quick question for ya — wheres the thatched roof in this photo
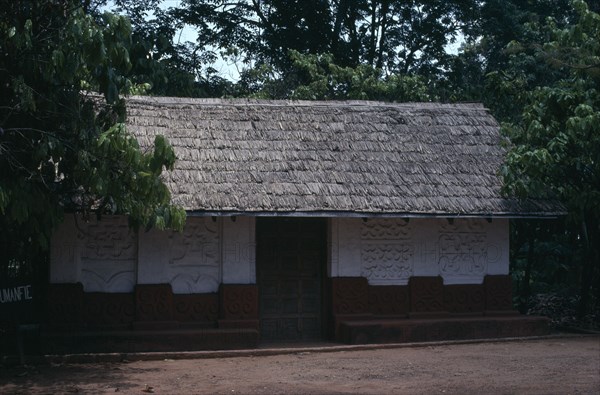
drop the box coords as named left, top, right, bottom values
left=126, top=96, right=562, bottom=217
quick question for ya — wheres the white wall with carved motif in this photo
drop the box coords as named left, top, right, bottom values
left=51, top=215, right=507, bottom=291
left=50, top=215, right=257, bottom=293
left=328, top=218, right=509, bottom=285
left=50, top=215, right=138, bottom=292
left=138, top=217, right=221, bottom=293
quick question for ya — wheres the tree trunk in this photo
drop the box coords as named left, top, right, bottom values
left=346, top=3, right=360, bottom=66
left=368, top=0, right=378, bottom=66
left=332, top=0, right=350, bottom=57
left=375, top=0, right=389, bottom=70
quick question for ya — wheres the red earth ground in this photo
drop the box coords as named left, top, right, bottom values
left=1, top=335, right=599, bottom=394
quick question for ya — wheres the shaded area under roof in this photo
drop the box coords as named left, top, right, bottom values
left=126, top=96, right=564, bottom=218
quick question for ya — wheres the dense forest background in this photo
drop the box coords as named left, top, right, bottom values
left=1, top=0, right=599, bottom=329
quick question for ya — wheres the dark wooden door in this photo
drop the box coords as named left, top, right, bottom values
left=257, top=218, right=326, bottom=341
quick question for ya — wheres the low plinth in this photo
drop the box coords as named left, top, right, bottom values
left=41, top=326, right=259, bottom=354
left=338, top=314, right=551, bottom=344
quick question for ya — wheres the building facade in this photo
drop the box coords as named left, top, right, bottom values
left=45, top=98, right=558, bottom=352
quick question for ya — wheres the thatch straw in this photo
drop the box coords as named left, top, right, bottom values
left=126, top=97, right=562, bottom=217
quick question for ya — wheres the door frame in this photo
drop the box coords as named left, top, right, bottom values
left=256, top=217, right=328, bottom=342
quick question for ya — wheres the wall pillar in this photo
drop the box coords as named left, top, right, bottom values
left=221, top=216, right=256, bottom=284
left=218, top=284, right=259, bottom=330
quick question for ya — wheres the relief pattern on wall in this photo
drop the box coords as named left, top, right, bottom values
left=329, top=218, right=505, bottom=286
left=78, top=217, right=137, bottom=293
left=360, top=219, right=414, bottom=285
left=437, top=219, right=488, bottom=283
left=165, top=218, right=220, bottom=293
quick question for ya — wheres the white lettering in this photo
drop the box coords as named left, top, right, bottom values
left=24, top=285, right=32, bottom=300
left=0, top=285, right=33, bottom=303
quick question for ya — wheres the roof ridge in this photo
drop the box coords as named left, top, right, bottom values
left=125, top=95, right=487, bottom=110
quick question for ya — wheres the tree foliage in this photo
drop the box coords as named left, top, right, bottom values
left=0, top=0, right=185, bottom=276
left=172, top=0, right=477, bottom=78
left=500, top=0, right=600, bottom=319
left=100, top=0, right=481, bottom=100
left=234, top=50, right=430, bottom=101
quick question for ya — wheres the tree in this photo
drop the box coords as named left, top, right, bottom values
left=435, top=0, right=578, bottom=109
left=0, top=1, right=185, bottom=279
left=235, top=50, right=430, bottom=101
left=171, top=0, right=478, bottom=80
left=501, top=0, right=600, bottom=321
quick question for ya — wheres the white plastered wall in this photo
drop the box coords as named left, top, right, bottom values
left=50, top=215, right=257, bottom=293
left=51, top=215, right=506, bottom=291
left=137, top=216, right=222, bottom=293
left=328, top=217, right=509, bottom=285
left=221, top=216, right=256, bottom=284
left=50, top=215, right=138, bottom=292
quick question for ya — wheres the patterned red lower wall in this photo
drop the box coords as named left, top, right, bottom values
left=45, top=284, right=221, bottom=329
left=43, top=283, right=258, bottom=353
left=43, top=275, right=545, bottom=350
left=173, top=294, right=219, bottom=324
left=409, top=277, right=445, bottom=314
left=218, top=284, right=259, bottom=330
left=369, top=285, right=409, bottom=315
left=484, top=275, right=514, bottom=311
left=45, top=283, right=85, bottom=327
left=44, top=283, right=258, bottom=329
left=329, top=275, right=549, bottom=344
left=329, top=275, right=515, bottom=317
left=84, top=293, right=135, bottom=327
left=443, top=284, right=485, bottom=314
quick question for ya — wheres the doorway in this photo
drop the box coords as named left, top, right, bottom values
left=256, top=217, right=326, bottom=341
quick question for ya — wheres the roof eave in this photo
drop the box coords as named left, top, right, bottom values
left=185, top=210, right=566, bottom=219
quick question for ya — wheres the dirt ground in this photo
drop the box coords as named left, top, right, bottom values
left=1, top=336, right=599, bottom=395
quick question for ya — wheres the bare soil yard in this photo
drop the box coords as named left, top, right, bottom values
left=1, top=336, right=599, bottom=394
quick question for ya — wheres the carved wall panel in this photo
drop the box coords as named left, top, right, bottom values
left=330, top=277, right=369, bottom=315
left=368, top=285, right=409, bottom=315
left=409, top=276, right=445, bottom=313
left=78, top=216, right=137, bottom=293
left=46, top=283, right=84, bottom=325
left=361, top=218, right=412, bottom=240
left=219, top=284, right=258, bottom=320
left=83, top=293, right=135, bottom=326
left=166, top=218, right=221, bottom=293
left=138, top=217, right=221, bottom=293
left=438, top=219, right=488, bottom=284
left=443, top=284, right=485, bottom=314
left=331, top=218, right=509, bottom=287
left=360, top=219, right=414, bottom=285
left=173, top=294, right=219, bottom=323
left=135, top=284, right=174, bottom=321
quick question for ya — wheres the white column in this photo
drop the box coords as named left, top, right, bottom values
left=50, top=214, right=81, bottom=284
left=329, top=218, right=362, bottom=277
left=221, top=216, right=256, bottom=284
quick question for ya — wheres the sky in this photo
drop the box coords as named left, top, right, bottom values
left=103, top=0, right=240, bottom=80
left=102, top=1, right=463, bottom=82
